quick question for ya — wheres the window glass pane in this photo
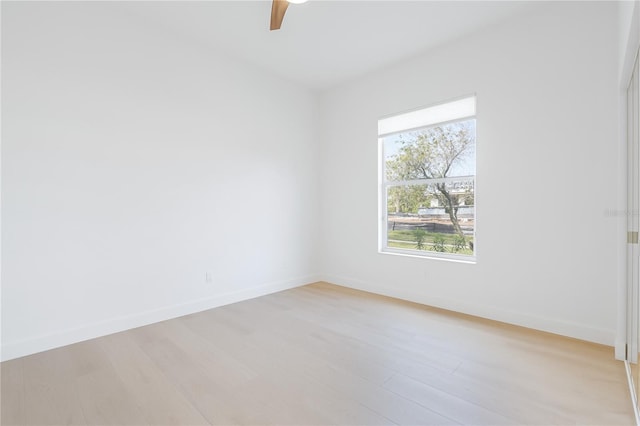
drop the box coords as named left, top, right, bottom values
left=384, top=119, right=476, bottom=180
left=386, top=180, right=474, bottom=255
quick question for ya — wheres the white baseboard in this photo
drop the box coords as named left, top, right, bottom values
left=1, top=275, right=319, bottom=362
left=321, top=274, right=617, bottom=347
left=3, top=273, right=617, bottom=361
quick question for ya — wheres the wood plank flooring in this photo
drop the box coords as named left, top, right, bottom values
left=1, top=282, right=635, bottom=425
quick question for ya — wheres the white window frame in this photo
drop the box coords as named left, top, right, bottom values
left=378, top=95, right=477, bottom=263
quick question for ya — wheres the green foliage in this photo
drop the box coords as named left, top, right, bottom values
left=385, top=121, right=475, bottom=182
left=387, top=185, right=430, bottom=213
left=414, top=229, right=426, bottom=250
left=431, top=235, right=447, bottom=252
left=452, top=235, right=467, bottom=253
left=386, top=230, right=474, bottom=255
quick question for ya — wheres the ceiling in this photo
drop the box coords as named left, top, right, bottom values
left=119, top=1, right=540, bottom=91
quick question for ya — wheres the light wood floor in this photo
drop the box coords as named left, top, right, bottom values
left=1, top=282, right=635, bottom=425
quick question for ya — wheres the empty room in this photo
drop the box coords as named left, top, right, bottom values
left=2, top=0, right=640, bottom=424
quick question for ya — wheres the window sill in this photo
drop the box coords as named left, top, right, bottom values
left=379, top=247, right=476, bottom=264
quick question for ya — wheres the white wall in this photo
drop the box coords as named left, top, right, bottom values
left=319, top=2, right=620, bottom=345
left=620, top=1, right=639, bottom=86
left=1, top=2, right=320, bottom=360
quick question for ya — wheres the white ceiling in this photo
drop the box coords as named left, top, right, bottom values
left=120, top=1, right=540, bottom=90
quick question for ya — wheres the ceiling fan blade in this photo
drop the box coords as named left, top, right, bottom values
left=270, top=0, right=289, bottom=31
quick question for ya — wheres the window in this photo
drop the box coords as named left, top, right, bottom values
left=379, top=96, right=476, bottom=261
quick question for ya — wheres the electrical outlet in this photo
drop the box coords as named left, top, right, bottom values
left=205, top=272, right=213, bottom=283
